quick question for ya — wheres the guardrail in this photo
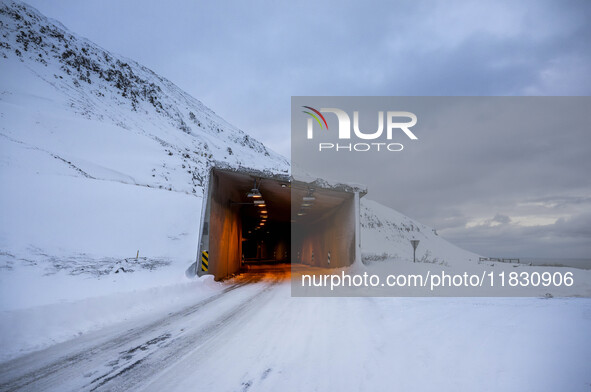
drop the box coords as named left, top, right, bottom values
left=479, top=257, right=520, bottom=263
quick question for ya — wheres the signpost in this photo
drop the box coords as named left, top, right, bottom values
left=410, top=240, right=420, bottom=263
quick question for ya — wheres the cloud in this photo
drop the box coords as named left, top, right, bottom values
left=519, top=195, right=591, bottom=209
left=490, top=214, right=512, bottom=225
left=441, top=211, right=591, bottom=258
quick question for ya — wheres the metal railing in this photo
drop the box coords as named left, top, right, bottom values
left=479, top=257, right=520, bottom=263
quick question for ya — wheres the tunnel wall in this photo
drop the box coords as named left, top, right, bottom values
left=207, top=171, right=243, bottom=279
left=294, top=194, right=356, bottom=268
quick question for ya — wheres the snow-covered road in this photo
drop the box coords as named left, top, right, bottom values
left=0, top=270, right=281, bottom=391
left=1, top=265, right=590, bottom=392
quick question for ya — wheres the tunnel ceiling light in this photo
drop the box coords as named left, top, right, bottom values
left=260, top=210, right=268, bottom=214
left=297, top=212, right=306, bottom=216
left=257, top=203, right=266, bottom=208
left=254, top=199, right=265, bottom=205
left=247, top=188, right=262, bottom=198
left=303, top=196, right=316, bottom=202
left=301, top=202, right=312, bottom=207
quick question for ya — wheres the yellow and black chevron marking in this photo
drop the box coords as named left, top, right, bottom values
left=201, top=250, right=209, bottom=272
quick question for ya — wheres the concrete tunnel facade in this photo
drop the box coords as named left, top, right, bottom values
left=194, top=166, right=366, bottom=280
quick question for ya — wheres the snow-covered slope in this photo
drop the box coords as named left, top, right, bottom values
left=0, top=0, right=288, bottom=192
left=361, top=198, right=480, bottom=265
left=0, top=0, right=289, bottom=308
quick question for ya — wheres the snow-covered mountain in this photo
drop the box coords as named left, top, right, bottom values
left=0, top=0, right=288, bottom=194
left=0, top=0, right=478, bottom=305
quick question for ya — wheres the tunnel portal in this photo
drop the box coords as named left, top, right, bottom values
left=195, top=166, right=364, bottom=280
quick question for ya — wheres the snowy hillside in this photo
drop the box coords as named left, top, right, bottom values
left=0, top=0, right=289, bottom=192
left=0, top=0, right=288, bottom=305
left=361, top=199, right=480, bottom=265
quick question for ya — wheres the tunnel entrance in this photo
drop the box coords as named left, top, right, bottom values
left=195, top=166, right=365, bottom=280
left=236, top=174, right=291, bottom=265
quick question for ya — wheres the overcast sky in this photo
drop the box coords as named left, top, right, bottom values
left=292, top=97, right=591, bottom=260
left=25, top=0, right=591, bottom=259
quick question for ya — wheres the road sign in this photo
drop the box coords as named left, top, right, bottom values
left=410, top=240, right=419, bottom=263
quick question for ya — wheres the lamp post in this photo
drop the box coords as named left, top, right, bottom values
left=410, top=240, right=420, bottom=263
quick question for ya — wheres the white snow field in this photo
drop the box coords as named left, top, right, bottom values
left=1, top=267, right=591, bottom=392
left=1, top=1, right=590, bottom=391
